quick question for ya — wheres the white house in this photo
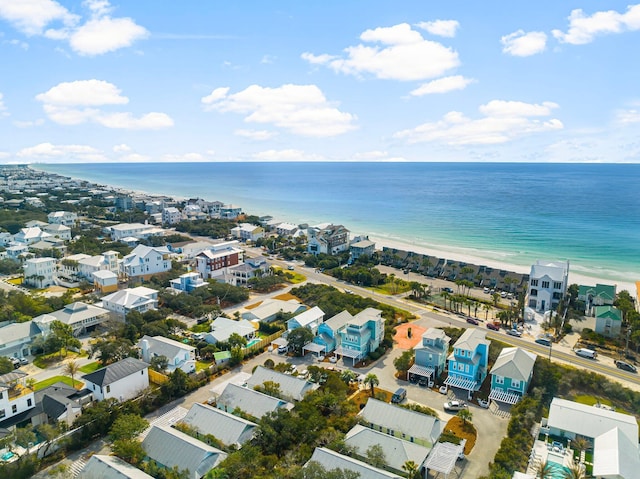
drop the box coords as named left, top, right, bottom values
left=307, top=224, right=350, bottom=255
left=42, top=223, right=72, bottom=241
left=286, top=306, right=324, bottom=334
left=246, top=366, right=318, bottom=402
left=138, top=335, right=196, bottom=373
left=23, top=257, right=56, bottom=288
left=180, top=403, right=257, bottom=447
left=0, top=321, right=44, bottom=359
left=78, top=250, right=119, bottom=278
left=120, top=245, right=172, bottom=280
left=170, top=272, right=208, bottom=293
left=231, top=223, right=265, bottom=242
left=79, top=454, right=154, bottom=479
left=205, top=317, right=256, bottom=345
left=228, top=256, right=270, bottom=286
left=241, top=298, right=306, bottom=323
left=81, top=357, right=149, bottom=402
left=215, top=383, right=294, bottom=419
left=0, top=371, right=36, bottom=426
left=527, top=260, right=570, bottom=312
left=14, top=227, right=51, bottom=245
left=108, top=223, right=165, bottom=241
left=100, top=286, right=159, bottom=318
left=275, top=222, right=298, bottom=237
left=47, top=211, right=78, bottom=226
left=162, top=207, right=183, bottom=225
left=92, top=270, right=118, bottom=294
left=33, top=302, right=110, bottom=336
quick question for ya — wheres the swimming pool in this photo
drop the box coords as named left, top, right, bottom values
left=547, top=453, right=571, bottom=478
left=1, top=451, right=14, bottom=461
left=245, top=338, right=261, bottom=347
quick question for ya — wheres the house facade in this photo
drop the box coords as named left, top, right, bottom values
left=0, top=372, right=35, bottom=426
left=578, top=283, right=616, bottom=315
left=489, top=347, right=536, bottom=405
left=120, top=245, right=171, bottom=280
left=444, top=328, right=490, bottom=399
left=101, top=287, right=158, bottom=318
left=138, top=335, right=196, bottom=373
left=313, top=310, right=353, bottom=354
left=82, top=357, right=149, bottom=402
left=162, top=207, right=183, bottom=225
left=195, top=241, right=243, bottom=280
left=410, top=328, right=451, bottom=384
left=33, top=302, right=110, bottom=336
left=594, top=306, right=623, bottom=338
left=92, top=270, right=118, bottom=293
left=14, top=226, right=51, bottom=245
left=526, top=260, right=570, bottom=312
left=231, top=223, right=265, bottom=242
left=170, top=272, right=208, bottom=293
left=228, top=256, right=270, bottom=286
left=42, top=223, right=72, bottom=241
left=47, top=211, right=78, bottom=227
left=286, top=306, right=324, bottom=334
left=23, top=257, right=56, bottom=288
left=350, top=239, right=375, bottom=261
left=108, top=223, right=164, bottom=241
left=0, top=321, right=44, bottom=359
left=307, top=224, right=350, bottom=255
left=334, top=308, right=384, bottom=364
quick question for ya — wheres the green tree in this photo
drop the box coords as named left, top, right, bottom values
left=402, top=460, right=420, bottom=479
left=562, top=459, right=586, bottom=479
left=0, top=357, right=13, bottom=374
left=254, top=380, right=282, bottom=398
left=393, top=350, right=414, bottom=377
left=457, top=408, right=473, bottom=425
left=365, top=444, right=386, bottom=468
left=50, top=320, right=80, bottom=357
left=14, top=427, right=36, bottom=448
left=149, top=355, right=169, bottom=372
left=363, top=373, right=379, bottom=397
left=228, top=332, right=248, bottom=348
left=287, top=327, right=315, bottom=356
left=112, top=438, right=145, bottom=466
left=109, top=414, right=149, bottom=441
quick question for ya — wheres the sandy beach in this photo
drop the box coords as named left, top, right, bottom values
left=368, top=234, right=637, bottom=294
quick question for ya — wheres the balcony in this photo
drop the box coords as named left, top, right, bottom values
left=8, top=384, right=33, bottom=401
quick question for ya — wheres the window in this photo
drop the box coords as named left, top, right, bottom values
left=531, top=279, right=538, bottom=286
left=451, top=363, right=456, bottom=371
left=542, top=281, right=550, bottom=288
left=530, top=289, right=538, bottom=296
left=553, top=282, right=562, bottom=289
left=12, top=405, right=17, bottom=414
left=27, top=398, right=32, bottom=407
left=0, top=409, right=4, bottom=419
left=495, top=376, right=504, bottom=385
left=0, top=391, right=3, bottom=400
left=106, top=385, right=111, bottom=393
left=511, top=379, right=521, bottom=389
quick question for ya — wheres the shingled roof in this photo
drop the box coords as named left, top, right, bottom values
left=81, top=357, right=148, bottom=387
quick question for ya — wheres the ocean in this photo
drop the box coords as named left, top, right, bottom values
left=34, top=162, right=640, bottom=287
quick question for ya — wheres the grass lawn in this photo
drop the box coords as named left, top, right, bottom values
left=33, top=350, right=86, bottom=369
left=7, top=277, right=23, bottom=285
left=34, top=375, right=84, bottom=391
left=573, top=394, right=613, bottom=407
left=79, top=361, right=102, bottom=374
left=285, top=272, right=306, bottom=284
left=196, top=360, right=214, bottom=372
left=369, top=282, right=412, bottom=295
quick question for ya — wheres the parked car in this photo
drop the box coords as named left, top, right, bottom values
left=10, top=357, right=20, bottom=369
left=477, top=398, right=490, bottom=408
left=444, top=400, right=467, bottom=412
left=439, top=385, right=448, bottom=394
left=466, top=317, right=479, bottom=325
left=507, top=329, right=522, bottom=337
left=18, top=358, right=28, bottom=366
left=500, top=291, right=508, bottom=298
left=418, top=377, right=429, bottom=387
left=277, top=345, right=288, bottom=354
left=483, top=287, right=490, bottom=294
left=486, top=322, right=500, bottom=331
left=442, top=287, right=454, bottom=293
left=574, top=348, right=597, bottom=359
left=535, top=337, right=552, bottom=346
left=344, top=289, right=353, bottom=294
left=391, top=388, right=407, bottom=404
left=615, top=360, right=637, bottom=373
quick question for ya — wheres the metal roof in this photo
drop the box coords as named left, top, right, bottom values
left=180, top=403, right=257, bottom=447
left=81, top=357, right=149, bottom=387
left=246, top=366, right=318, bottom=401
left=79, top=454, right=154, bottom=479
left=490, top=347, right=536, bottom=382
left=216, top=383, right=293, bottom=419
left=308, top=447, right=401, bottom=479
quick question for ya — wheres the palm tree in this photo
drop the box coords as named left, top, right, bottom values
left=64, top=360, right=80, bottom=388
left=532, top=459, right=554, bottom=479
left=457, top=408, right=473, bottom=425
left=364, top=373, right=379, bottom=397
left=571, top=437, right=590, bottom=460
left=562, top=459, right=586, bottom=479
left=483, top=303, right=492, bottom=321
left=441, top=291, right=450, bottom=310
left=402, top=460, right=420, bottom=479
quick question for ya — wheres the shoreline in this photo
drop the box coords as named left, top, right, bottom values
left=29, top=164, right=637, bottom=293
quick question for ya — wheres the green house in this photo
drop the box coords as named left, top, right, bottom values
left=489, top=347, right=536, bottom=406
left=594, top=305, right=622, bottom=338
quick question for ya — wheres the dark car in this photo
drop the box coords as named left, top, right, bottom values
left=615, top=360, right=637, bottom=373
left=466, top=317, right=479, bottom=325
left=486, top=322, right=500, bottom=331
left=442, top=287, right=454, bottom=293
left=418, top=377, right=429, bottom=387
left=535, top=337, right=552, bottom=346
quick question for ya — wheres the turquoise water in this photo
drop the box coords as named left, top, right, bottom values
left=1, top=451, right=14, bottom=461
left=34, top=162, right=640, bottom=285
left=246, top=338, right=261, bottom=347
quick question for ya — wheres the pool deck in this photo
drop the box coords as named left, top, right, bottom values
left=527, top=439, right=575, bottom=474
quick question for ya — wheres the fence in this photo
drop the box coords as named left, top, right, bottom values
left=244, top=330, right=284, bottom=356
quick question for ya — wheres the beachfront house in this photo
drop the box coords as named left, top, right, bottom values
left=313, top=310, right=353, bottom=354
left=335, top=308, right=384, bottom=365
left=307, top=447, right=402, bottom=479
left=205, top=317, right=256, bottom=345
left=180, top=403, right=258, bottom=448
left=138, top=335, right=196, bottom=373
left=23, top=257, right=56, bottom=288
left=307, top=224, right=350, bottom=255
left=220, top=204, right=242, bottom=219
left=358, top=398, right=442, bottom=448
left=231, top=223, right=265, bottom=242
left=275, top=222, right=298, bottom=237
left=195, top=241, right=243, bottom=280
left=120, top=245, right=172, bottom=280
left=286, top=306, right=324, bottom=334
left=350, top=238, right=375, bottom=261
left=526, top=260, right=570, bottom=312
left=162, top=206, right=183, bottom=225
left=444, top=328, right=490, bottom=399
left=246, top=366, right=318, bottom=402
left=578, top=283, right=616, bottom=315
left=488, top=347, right=536, bottom=406
left=107, top=223, right=165, bottom=241
left=100, top=287, right=159, bottom=318
left=410, top=328, right=451, bottom=385
left=215, top=383, right=294, bottom=420
left=47, top=211, right=78, bottom=227
left=594, top=306, right=623, bottom=338
left=81, top=357, right=149, bottom=402
left=170, top=272, right=208, bottom=293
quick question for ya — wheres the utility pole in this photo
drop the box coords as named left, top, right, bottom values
left=625, top=329, right=631, bottom=358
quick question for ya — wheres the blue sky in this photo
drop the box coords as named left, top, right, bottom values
left=1, top=0, right=639, bottom=163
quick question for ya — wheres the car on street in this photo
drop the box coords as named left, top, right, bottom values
left=574, top=348, right=597, bottom=359
left=486, top=322, right=500, bottom=331
left=615, top=360, right=637, bottom=373
left=483, top=287, right=490, bottom=294
left=344, top=289, right=353, bottom=294
left=442, top=287, right=454, bottom=293
left=444, top=400, right=468, bottom=412
left=507, top=329, right=522, bottom=337
left=535, top=337, right=552, bottom=346
left=466, top=317, right=479, bottom=325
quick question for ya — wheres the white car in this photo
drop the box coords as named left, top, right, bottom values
left=507, top=329, right=522, bottom=337
left=444, top=400, right=468, bottom=412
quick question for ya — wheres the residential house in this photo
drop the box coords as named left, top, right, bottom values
left=162, top=206, right=183, bottom=225
left=593, top=426, right=640, bottom=479
left=138, top=335, right=196, bottom=373
left=170, top=272, right=208, bottom=293
left=180, top=403, right=257, bottom=447
left=120, top=245, right=172, bottom=280
left=184, top=204, right=207, bottom=220
left=32, top=302, right=110, bottom=336
left=215, top=383, right=294, bottom=419
left=231, top=223, right=265, bottom=242
left=307, top=224, right=350, bottom=255
left=13, top=227, right=51, bottom=245
left=410, top=328, right=451, bottom=385
left=241, top=298, right=306, bottom=323
left=42, top=223, right=72, bottom=240
left=350, top=238, right=375, bottom=261
left=195, top=241, right=243, bottom=280
left=93, top=270, right=118, bottom=293
left=23, top=257, right=56, bottom=288
left=345, top=424, right=432, bottom=477
left=489, top=347, right=536, bottom=405
left=32, top=382, right=93, bottom=427
left=594, top=306, right=623, bottom=338
left=205, top=317, right=256, bottom=345
left=0, top=321, right=44, bottom=359
left=578, top=283, right=617, bottom=315
left=359, top=398, right=442, bottom=448
left=286, top=306, right=324, bottom=334
left=47, top=211, right=78, bottom=227
left=79, top=454, right=154, bottom=479
left=167, top=240, right=215, bottom=260
left=275, top=222, right=298, bottom=237
left=246, top=366, right=318, bottom=402
left=77, top=250, right=119, bottom=279
left=100, top=287, right=159, bottom=318
left=6, top=244, right=28, bottom=261
left=307, top=447, right=402, bottom=479
left=444, top=328, right=490, bottom=399
left=313, top=310, right=353, bottom=354
left=526, top=260, right=570, bottom=312
left=334, top=308, right=384, bottom=365
left=228, top=256, right=270, bottom=286
left=0, top=371, right=35, bottom=426
left=81, top=357, right=149, bottom=402
left=0, top=231, right=12, bottom=246
left=220, top=204, right=242, bottom=219
left=107, top=223, right=164, bottom=241
left=142, top=425, right=227, bottom=479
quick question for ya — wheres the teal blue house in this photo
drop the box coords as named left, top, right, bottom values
left=488, top=347, right=536, bottom=405
left=444, top=328, right=489, bottom=399
left=314, top=310, right=354, bottom=354
left=335, top=308, right=384, bottom=365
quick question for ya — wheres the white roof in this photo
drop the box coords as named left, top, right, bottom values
left=33, top=302, right=109, bottom=327
left=79, top=454, right=153, bottom=479
left=593, top=426, right=640, bottom=478
left=530, top=260, right=569, bottom=282
left=323, top=310, right=353, bottom=330
left=243, top=298, right=304, bottom=321
left=290, top=306, right=324, bottom=327
left=308, top=447, right=401, bottom=479
left=207, top=317, right=255, bottom=343
left=102, top=288, right=156, bottom=309
left=93, top=270, right=117, bottom=279
left=138, top=335, right=195, bottom=358
left=423, top=442, right=464, bottom=476
left=490, top=347, right=536, bottom=381
left=246, top=366, right=318, bottom=401
left=547, top=398, right=639, bottom=444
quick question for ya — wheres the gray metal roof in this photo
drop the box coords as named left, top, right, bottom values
left=359, top=398, right=442, bottom=445
left=142, top=425, right=226, bottom=479
left=246, top=366, right=318, bottom=401
left=216, top=383, right=293, bottom=419
left=81, top=357, right=149, bottom=387
left=138, top=335, right=195, bottom=360
left=307, top=447, right=401, bottom=479
left=0, top=321, right=42, bottom=344
left=79, top=454, right=154, bottom=479
left=453, top=328, right=489, bottom=352
left=181, top=403, right=257, bottom=446
left=323, top=310, right=353, bottom=330
left=490, top=347, right=536, bottom=381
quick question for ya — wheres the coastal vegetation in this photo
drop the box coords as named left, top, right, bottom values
left=174, top=218, right=236, bottom=239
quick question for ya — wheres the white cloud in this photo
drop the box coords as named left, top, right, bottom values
left=6, top=38, right=29, bottom=49
left=301, top=23, right=459, bottom=81
left=252, top=149, right=324, bottom=161
left=0, top=0, right=146, bottom=55
left=616, top=109, right=640, bottom=124
left=234, top=129, right=277, bottom=140
left=36, top=79, right=173, bottom=129
left=501, top=30, right=547, bottom=56
left=552, top=4, right=640, bottom=45
left=13, top=119, right=45, bottom=128
left=410, top=75, right=475, bottom=96
left=16, top=142, right=107, bottom=161
left=0, top=92, right=7, bottom=116
left=394, top=99, right=563, bottom=145
left=202, top=84, right=357, bottom=137
left=113, top=144, right=131, bottom=153
left=417, top=20, right=460, bottom=38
